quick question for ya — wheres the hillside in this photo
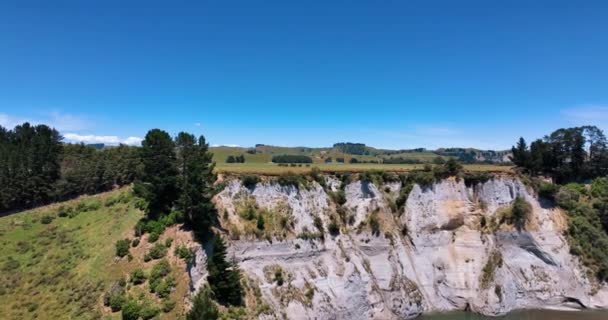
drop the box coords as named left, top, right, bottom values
left=0, top=188, right=194, bottom=320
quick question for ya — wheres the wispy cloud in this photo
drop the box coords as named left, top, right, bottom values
left=63, top=133, right=143, bottom=146
left=211, top=144, right=240, bottom=147
left=195, top=122, right=201, bottom=127
left=562, top=105, right=608, bottom=125
left=0, top=112, right=90, bottom=131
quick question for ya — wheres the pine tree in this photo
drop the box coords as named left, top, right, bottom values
left=134, top=129, right=179, bottom=219
left=186, top=286, right=219, bottom=320
left=510, top=137, right=530, bottom=169
left=175, top=133, right=217, bottom=240
left=207, top=236, right=243, bottom=306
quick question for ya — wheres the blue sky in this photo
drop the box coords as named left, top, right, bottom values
left=1, top=0, right=607, bottom=150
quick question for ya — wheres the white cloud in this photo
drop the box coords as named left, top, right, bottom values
left=0, top=112, right=90, bottom=131
left=562, top=105, right=608, bottom=124
left=195, top=122, right=201, bottom=127
left=211, top=144, right=240, bottom=147
left=63, top=133, right=142, bottom=146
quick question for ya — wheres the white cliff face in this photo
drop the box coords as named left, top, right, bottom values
left=190, top=176, right=608, bottom=319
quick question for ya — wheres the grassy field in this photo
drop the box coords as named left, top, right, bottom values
left=0, top=188, right=193, bottom=320
left=215, top=162, right=513, bottom=175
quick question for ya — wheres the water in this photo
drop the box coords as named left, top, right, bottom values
left=419, top=310, right=608, bottom=320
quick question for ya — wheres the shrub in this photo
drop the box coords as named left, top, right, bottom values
left=276, top=172, right=307, bottom=188
left=274, top=270, right=284, bottom=286
left=538, top=182, right=560, bottom=200
left=187, top=286, right=219, bottom=320
left=328, top=219, right=340, bottom=236
left=131, top=238, right=140, bottom=247
left=591, top=177, right=608, bottom=198
left=165, top=237, right=173, bottom=248
left=480, top=251, right=503, bottom=288
left=2, top=256, right=20, bottom=271
left=109, top=293, right=126, bottom=312
left=271, top=155, right=313, bottom=164
left=121, top=299, right=141, bottom=320
left=175, top=245, right=193, bottom=262
left=130, top=269, right=146, bottom=285
left=40, top=215, right=54, bottom=224
left=313, top=216, right=324, bottom=233
left=148, top=242, right=168, bottom=260
left=56, top=205, right=71, bottom=217
left=329, top=190, right=347, bottom=206
left=242, top=175, right=260, bottom=189
left=139, top=303, right=160, bottom=320
left=556, top=186, right=581, bottom=210
left=511, top=197, right=532, bottom=230
left=115, top=239, right=131, bottom=257
left=369, top=212, right=380, bottom=236
left=463, top=172, right=493, bottom=187
left=148, top=232, right=160, bottom=243
left=161, top=299, right=176, bottom=313
left=256, top=214, right=265, bottom=230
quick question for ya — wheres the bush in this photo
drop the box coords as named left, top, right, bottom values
left=148, top=232, right=160, bottom=243
left=556, top=186, right=581, bottom=210
left=271, top=155, right=313, bottom=164
left=130, top=268, right=146, bottom=285
left=187, top=286, right=219, bottom=320
left=131, top=238, right=140, bottom=247
left=463, top=172, right=493, bottom=187
left=148, top=242, right=168, bottom=260
left=274, top=270, right=284, bottom=286
left=591, top=177, right=608, bottom=198
left=115, top=239, right=131, bottom=257
left=40, top=215, right=55, bottom=224
left=175, top=245, right=193, bottom=262
left=328, top=219, right=340, bottom=236
left=161, top=298, right=176, bottom=313
left=122, top=299, right=141, bottom=320
left=109, top=293, right=126, bottom=312
left=242, top=175, right=260, bottom=189
left=511, top=197, right=532, bottom=230
left=56, top=205, right=71, bottom=217
left=276, top=172, right=307, bottom=188
left=538, top=182, right=560, bottom=200
left=369, top=212, right=380, bottom=236
left=165, top=237, right=173, bottom=247
left=329, top=190, right=347, bottom=206
left=313, top=216, right=324, bottom=233
left=256, top=214, right=265, bottom=230
left=139, top=303, right=160, bottom=320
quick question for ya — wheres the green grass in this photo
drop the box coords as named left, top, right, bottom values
left=0, top=188, right=193, bottom=320
left=215, top=162, right=512, bottom=175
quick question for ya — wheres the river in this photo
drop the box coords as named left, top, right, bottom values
left=419, top=310, right=608, bottom=320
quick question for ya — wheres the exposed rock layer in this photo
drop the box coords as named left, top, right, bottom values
left=190, top=176, right=608, bottom=319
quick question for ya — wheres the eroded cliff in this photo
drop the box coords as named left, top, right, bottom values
left=189, top=174, right=608, bottom=319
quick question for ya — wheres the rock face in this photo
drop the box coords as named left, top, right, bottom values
left=190, top=176, right=608, bottom=319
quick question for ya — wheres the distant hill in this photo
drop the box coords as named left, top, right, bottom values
left=210, top=142, right=511, bottom=165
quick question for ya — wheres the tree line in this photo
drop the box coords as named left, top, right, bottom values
left=0, top=123, right=142, bottom=213
left=225, top=154, right=245, bottom=163
left=511, top=126, right=608, bottom=183
left=271, top=154, right=313, bottom=164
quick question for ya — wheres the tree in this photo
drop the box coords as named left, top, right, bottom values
left=134, top=129, right=178, bottom=219
left=186, top=286, right=219, bottom=320
left=226, top=155, right=235, bottom=163
left=444, top=158, right=463, bottom=176
left=510, top=137, right=530, bottom=169
left=175, top=133, right=217, bottom=240
left=207, top=236, right=243, bottom=306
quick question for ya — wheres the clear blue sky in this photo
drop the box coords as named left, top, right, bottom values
left=1, top=0, right=607, bottom=150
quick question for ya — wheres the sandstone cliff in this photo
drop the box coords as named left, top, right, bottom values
left=189, top=175, right=608, bottom=319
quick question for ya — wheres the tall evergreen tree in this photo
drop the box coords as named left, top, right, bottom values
left=207, top=236, right=243, bottom=307
left=186, top=286, right=219, bottom=320
left=510, top=137, right=530, bottom=169
left=175, top=133, right=217, bottom=239
left=134, top=129, right=179, bottom=218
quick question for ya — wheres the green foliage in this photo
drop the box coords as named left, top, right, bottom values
left=511, top=126, right=608, bottom=182
left=480, top=251, right=503, bottom=288
left=121, top=299, right=141, bottom=320
left=161, top=298, right=176, bottom=313
left=241, top=175, right=260, bottom=189
left=256, top=214, right=265, bottom=230
left=274, top=269, right=284, bottom=286
left=175, top=245, right=194, bottom=262
left=555, top=186, right=581, bottom=210
left=207, top=236, right=243, bottom=306
left=591, top=178, right=608, bottom=198
left=2, top=256, right=20, bottom=271
left=131, top=238, right=140, bottom=247
left=567, top=203, right=608, bottom=282
left=276, top=172, right=308, bottom=188
left=115, top=239, right=131, bottom=257
left=130, top=268, right=146, bottom=285
left=511, top=197, right=532, bottom=230
left=368, top=212, right=380, bottom=236
left=463, top=172, right=493, bottom=187
left=329, top=190, right=347, bottom=206
left=40, top=215, right=55, bottom=224
left=165, top=237, right=173, bottom=247
left=148, top=242, right=168, bottom=260
left=187, top=286, right=219, bottom=320
left=538, top=182, right=560, bottom=200
left=271, top=155, right=313, bottom=164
